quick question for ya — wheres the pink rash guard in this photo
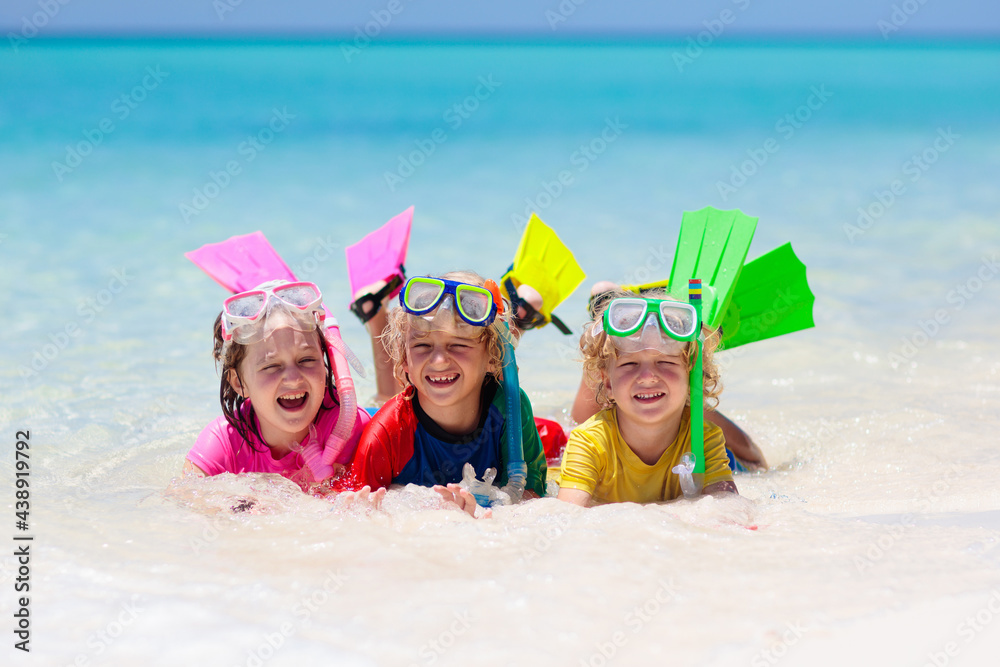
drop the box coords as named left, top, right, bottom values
left=187, top=393, right=370, bottom=480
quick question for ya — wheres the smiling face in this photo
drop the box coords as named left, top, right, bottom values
left=402, top=327, right=492, bottom=428
left=603, top=347, right=690, bottom=428
left=228, top=326, right=328, bottom=450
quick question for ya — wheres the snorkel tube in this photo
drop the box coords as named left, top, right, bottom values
left=673, top=279, right=704, bottom=498
left=498, top=319, right=527, bottom=504
left=445, top=281, right=525, bottom=508
left=293, top=308, right=366, bottom=484
left=319, top=310, right=366, bottom=467
left=464, top=319, right=526, bottom=508
left=688, top=279, right=705, bottom=473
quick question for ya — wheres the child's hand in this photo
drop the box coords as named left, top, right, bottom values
left=340, top=485, right=386, bottom=510
left=433, top=483, right=491, bottom=519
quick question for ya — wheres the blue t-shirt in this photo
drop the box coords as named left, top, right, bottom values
left=396, top=380, right=506, bottom=487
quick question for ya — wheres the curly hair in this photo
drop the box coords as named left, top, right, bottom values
left=579, top=287, right=722, bottom=411
left=212, top=313, right=338, bottom=451
left=380, top=270, right=515, bottom=390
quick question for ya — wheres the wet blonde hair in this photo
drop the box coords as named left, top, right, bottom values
left=381, top=270, right=514, bottom=389
left=580, top=287, right=722, bottom=411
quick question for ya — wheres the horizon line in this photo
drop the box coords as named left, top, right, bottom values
left=5, top=30, right=1000, bottom=46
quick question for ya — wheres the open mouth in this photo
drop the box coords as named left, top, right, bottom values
left=426, top=374, right=459, bottom=387
left=277, top=392, right=308, bottom=410
left=633, top=391, right=664, bottom=404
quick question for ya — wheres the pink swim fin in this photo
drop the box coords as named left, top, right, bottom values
left=345, top=206, right=412, bottom=299
left=185, top=231, right=296, bottom=293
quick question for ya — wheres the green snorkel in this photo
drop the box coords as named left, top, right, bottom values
left=670, top=279, right=704, bottom=498
left=689, top=279, right=705, bottom=473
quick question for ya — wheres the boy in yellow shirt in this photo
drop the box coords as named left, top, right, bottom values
left=557, top=288, right=738, bottom=506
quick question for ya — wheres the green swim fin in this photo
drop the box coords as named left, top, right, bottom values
left=666, top=207, right=758, bottom=329
left=718, top=243, right=815, bottom=350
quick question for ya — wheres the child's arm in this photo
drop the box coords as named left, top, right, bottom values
left=704, top=480, right=739, bottom=495
left=707, top=411, right=767, bottom=471
left=182, top=460, right=208, bottom=477
left=184, top=417, right=237, bottom=477
left=556, top=487, right=592, bottom=507
left=556, top=428, right=603, bottom=505
left=347, top=392, right=416, bottom=491
left=340, top=485, right=387, bottom=509
left=517, top=388, right=548, bottom=497
left=349, top=427, right=396, bottom=491
left=701, top=421, right=739, bottom=496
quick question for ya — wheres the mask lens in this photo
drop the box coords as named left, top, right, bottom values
left=607, top=299, right=647, bottom=334
left=234, top=306, right=318, bottom=344
left=274, top=283, right=320, bottom=308
left=405, top=279, right=445, bottom=312
left=659, top=302, right=696, bottom=338
left=455, top=286, right=492, bottom=323
left=230, top=324, right=265, bottom=345
left=225, top=292, right=266, bottom=319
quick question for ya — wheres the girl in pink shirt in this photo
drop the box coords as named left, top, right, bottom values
left=184, top=280, right=371, bottom=492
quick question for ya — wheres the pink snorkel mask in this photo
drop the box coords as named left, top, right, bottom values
left=221, top=281, right=325, bottom=345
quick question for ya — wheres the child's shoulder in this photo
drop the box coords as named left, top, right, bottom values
left=576, top=408, right=617, bottom=430
left=701, top=412, right=726, bottom=445
left=485, top=377, right=534, bottom=414
left=189, top=414, right=247, bottom=475
left=364, top=385, right=419, bottom=433
left=568, top=409, right=620, bottom=446
left=197, top=414, right=240, bottom=445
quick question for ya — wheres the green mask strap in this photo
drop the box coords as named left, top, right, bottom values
left=689, top=279, right=705, bottom=475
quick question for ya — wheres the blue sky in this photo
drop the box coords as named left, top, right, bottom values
left=2, top=0, right=999, bottom=38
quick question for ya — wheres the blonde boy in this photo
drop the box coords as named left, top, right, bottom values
left=558, top=289, right=737, bottom=506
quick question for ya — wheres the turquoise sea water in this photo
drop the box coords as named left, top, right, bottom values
left=2, top=40, right=1000, bottom=665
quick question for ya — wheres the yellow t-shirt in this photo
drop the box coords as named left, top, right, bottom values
left=558, top=407, right=732, bottom=503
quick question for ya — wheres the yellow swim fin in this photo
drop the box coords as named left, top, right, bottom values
left=501, top=213, right=586, bottom=334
